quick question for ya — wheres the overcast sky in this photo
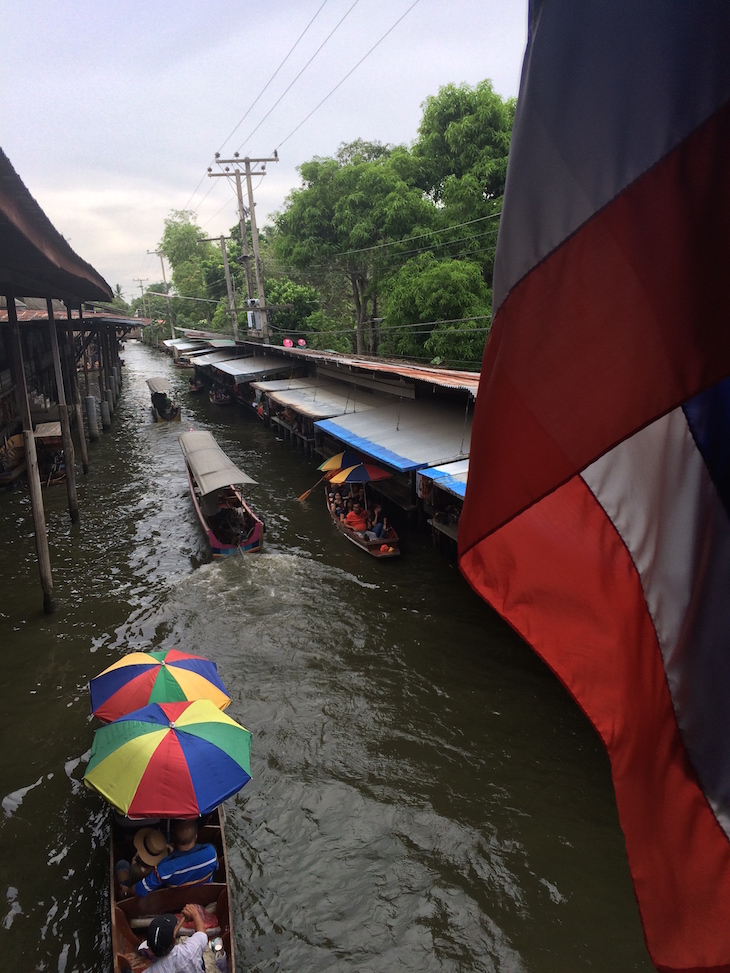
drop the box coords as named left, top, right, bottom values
left=2, top=0, right=527, bottom=303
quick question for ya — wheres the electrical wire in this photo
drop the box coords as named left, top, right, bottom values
left=235, top=0, right=362, bottom=156
left=275, top=0, right=422, bottom=151
left=219, top=0, right=331, bottom=154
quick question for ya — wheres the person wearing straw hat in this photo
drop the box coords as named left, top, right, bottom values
left=116, top=827, right=170, bottom=897
left=122, top=819, right=218, bottom=899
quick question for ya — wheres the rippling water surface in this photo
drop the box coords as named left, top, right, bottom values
left=0, top=342, right=654, bottom=972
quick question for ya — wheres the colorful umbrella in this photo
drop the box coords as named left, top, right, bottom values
left=83, top=699, right=252, bottom=818
left=329, top=463, right=392, bottom=484
left=317, top=451, right=364, bottom=472
left=89, top=648, right=230, bottom=723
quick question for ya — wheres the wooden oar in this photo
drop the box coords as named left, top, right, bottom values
left=297, top=474, right=328, bottom=502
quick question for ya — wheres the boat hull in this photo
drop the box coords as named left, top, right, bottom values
left=109, top=805, right=235, bottom=973
left=184, top=466, right=263, bottom=557
left=152, top=406, right=181, bottom=422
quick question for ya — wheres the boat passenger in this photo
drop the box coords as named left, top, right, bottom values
left=368, top=504, right=388, bottom=539
left=120, top=819, right=218, bottom=898
left=343, top=502, right=378, bottom=539
left=143, top=904, right=208, bottom=971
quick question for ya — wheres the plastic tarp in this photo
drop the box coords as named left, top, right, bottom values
left=252, top=378, right=386, bottom=419
left=211, top=357, right=291, bottom=383
left=315, top=399, right=472, bottom=472
left=416, top=459, right=469, bottom=499
left=179, top=431, right=256, bottom=497
left=146, top=376, right=171, bottom=394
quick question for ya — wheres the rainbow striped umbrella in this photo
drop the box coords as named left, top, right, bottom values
left=89, top=648, right=230, bottom=723
left=83, top=699, right=252, bottom=818
left=329, top=463, right=391, bottom=484
left=317, top=451, right=363, bottom=471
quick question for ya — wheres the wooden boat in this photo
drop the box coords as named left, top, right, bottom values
left=209, top=387, right=233, bottom=406
left=188, top=378, right=206, bottom=394
left=325, top=489, right=400, bottom=558
left=109, top=804, right=235, bottom=973
left=179, top=430, right=263, bottom=556
left=146, top=377, right=181, bottom=422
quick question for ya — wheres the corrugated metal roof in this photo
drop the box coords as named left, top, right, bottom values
left=315, top=399, right=473, bottom=472
left=253, top=380, right=387, bottom=419
left=212, top=356, right=292, bottom=382
left=206, top=339, right=236, bottom=347
left=179, top=430, right=256, bottom=497
left=417, top=459, right=470, bottom=499
left=268, top=347, right=480, bottom=396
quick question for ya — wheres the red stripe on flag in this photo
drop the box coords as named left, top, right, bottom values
left=461, top=101, right=730, bottom=554
left=460, top=474, right=730, bottom=972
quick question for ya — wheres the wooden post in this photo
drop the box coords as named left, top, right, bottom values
left=65, top=309, right=90, bottom=473
left=46, top=299, right=78, bottom=522
left=7, top=294, right=54, bottom=613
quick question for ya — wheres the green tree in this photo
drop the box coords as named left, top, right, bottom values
left=275, top=141, right=438, bottom=354
left=412, top=80, right=515, bottom=207
left=381, top=255, right=491, bottom=367
left=264, top=277, right=319, bottom=339
left=159, top=211, right=221, bottom=327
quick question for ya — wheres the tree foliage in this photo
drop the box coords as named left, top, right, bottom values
left=380, top=255, right=491, bottom=365
left=153, top=79, right=513, bottom=366
left=275, top=142, right=437, bottom=354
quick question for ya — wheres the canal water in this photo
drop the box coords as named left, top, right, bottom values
left=0, top=341, right=654, bottom=972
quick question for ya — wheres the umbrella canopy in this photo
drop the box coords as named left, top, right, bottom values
left=317, top=451, right=363, bottom=471
left=329, top=463, right=392, bottom=484
left=89, top=648, right=231, bottom=724
left=83, top=699, right=252, bottom=818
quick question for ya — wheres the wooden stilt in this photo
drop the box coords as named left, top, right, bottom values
left=7, top=295, right=54, bottom=613
left=46, top=300, right=78, bottom=522
left=67, top=308, right=89, bottom=473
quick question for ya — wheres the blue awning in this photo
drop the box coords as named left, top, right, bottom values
left=417, top=459, right=469, bottom=499
left=315, top=400, right=472, bottom=473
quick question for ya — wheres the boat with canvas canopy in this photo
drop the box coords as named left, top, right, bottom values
left=146, top=377, right=180, bottom=422
left=179, top=430, right=263, bottom=556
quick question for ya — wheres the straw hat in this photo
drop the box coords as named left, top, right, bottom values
left=133, top=828, right=170, bottom=866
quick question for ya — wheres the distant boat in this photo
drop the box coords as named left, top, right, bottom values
left=179, top=430, right=263, bottom=556
left=146, top=377, right=180, bottom=422
left=209, top=387, right=233, bottom=406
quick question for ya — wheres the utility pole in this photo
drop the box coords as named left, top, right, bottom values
left=198, top=235, right=238, bottom=339
left=133, top=278, right=149, bottom=318
left=147, top=250, right=174, bottom=340
left=208, top=151, right=279, bottom=341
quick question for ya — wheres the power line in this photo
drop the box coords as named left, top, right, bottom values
left=275, top=0, right=422, bottom=151
left=335, top=211, right=502, bottom=257
left=236, top=0, right=362, bottom=156
left=218, top=0, right=331, bottom=155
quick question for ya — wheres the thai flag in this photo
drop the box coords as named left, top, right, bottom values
left=458, top=2, right=730, bottom=971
